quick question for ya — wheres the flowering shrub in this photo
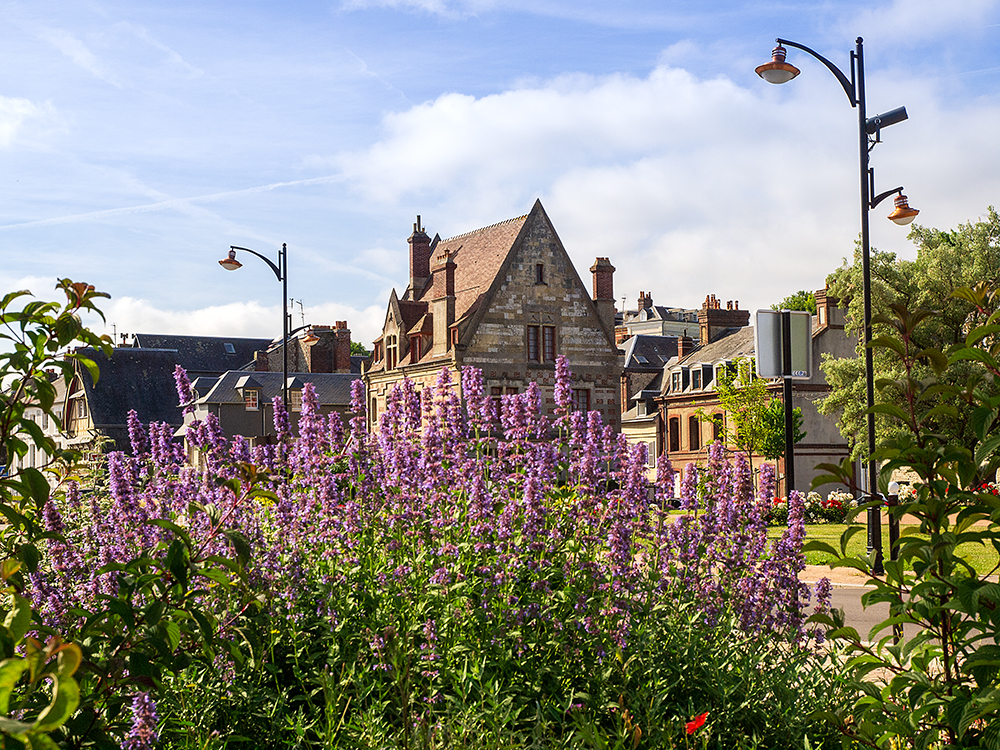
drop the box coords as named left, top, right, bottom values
left=765, top=490, right=855, bottom=525
left=16, top=345, right=841, bottom=747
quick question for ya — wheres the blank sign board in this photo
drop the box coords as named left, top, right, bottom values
left=754, top=309, right=812, bottom=379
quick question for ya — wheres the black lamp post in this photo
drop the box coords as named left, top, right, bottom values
left=757, top=37, right=919, bottom=575
left=219, top=243, right=290, bottom=411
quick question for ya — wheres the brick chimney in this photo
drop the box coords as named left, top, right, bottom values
left=253, top=350, right=269, bottom=372
left=432, top=248, right=457, bottom=356
left=590, top=257, right=616, bottom=335
left=638, top=291, right=653, bottom=310
left=333, top=321, right=352, bottom=372
left=408, top=215, right=432, bottom=296
left=698, top=294, right=749, bottom=344
left=677, top=335, right=695, bottom=359
left=304, top=326, right=333, bottom=373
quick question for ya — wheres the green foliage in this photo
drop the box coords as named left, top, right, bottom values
left=350, top=341, right=370, bottom=356
left=701, top=358, right=804, bottom=463
left=0, top=563, right=83, bottom=749
left=819, top=207, right=1000, bottom=460
left=155, top=588, right=846, bottom=749
left=811, top=283, right=1000, bottom=749
left=772, top=290, right=816, bottom=315
left=0, top=280, right=110, bottom=745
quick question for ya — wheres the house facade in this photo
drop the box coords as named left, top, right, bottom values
left=365, top=200, right=622, bottom=427
left=622, top=290, right=854, bottom=493
left=180, top=370, right=361, bottom=456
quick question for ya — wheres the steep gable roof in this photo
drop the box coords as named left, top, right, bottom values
left=413, top=212, right=529, bottom=324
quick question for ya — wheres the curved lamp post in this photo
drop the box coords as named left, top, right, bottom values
left=757, top=37, right=919, bottom=575
left=219, top=243, right=290, bottom=411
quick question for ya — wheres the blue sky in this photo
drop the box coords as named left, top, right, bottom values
left=2, top=0, right=998, bottom=346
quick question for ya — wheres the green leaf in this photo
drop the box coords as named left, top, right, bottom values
left=0, top=715, right=35, bottom=736
left=0, top=659, right=30, bottom=714
left=20, top=468, right=49, bottom=509
left=3, top=594, right=32, bottom=643
left=223, top=529, right=251, bottom=568
left=33, top=672, right=80, bottom=733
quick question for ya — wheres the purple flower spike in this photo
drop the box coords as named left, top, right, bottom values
left=173, top=365, right=195, bottom=416
left=122, top=692, right=159, bottom=750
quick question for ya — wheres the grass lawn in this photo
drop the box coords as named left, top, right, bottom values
left=768, top=523, right=1000, bottom=575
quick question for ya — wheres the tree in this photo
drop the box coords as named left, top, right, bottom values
left=772, top=290, right=816, bottom=315
left=350, top=340, right=370, bottom=356
left=811, top=286, right=1000, bottom=748
left=819, top=207, right=1000, bottom=459
left=700, top=358, right=805, bottom=466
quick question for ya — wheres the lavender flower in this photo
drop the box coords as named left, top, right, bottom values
left=122, top=692, right=159, bottom=750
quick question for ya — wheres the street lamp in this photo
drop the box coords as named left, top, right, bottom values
left=219, top=243, right=290, bottom=411
left=756, top=38, right=919, bottom=575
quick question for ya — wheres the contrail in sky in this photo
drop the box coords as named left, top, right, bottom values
left=0, top=175, right=345, bottom=230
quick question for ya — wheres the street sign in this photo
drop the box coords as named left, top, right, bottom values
left=754, top=309, right=812, bottom=379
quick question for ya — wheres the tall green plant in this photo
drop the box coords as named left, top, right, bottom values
left=810, top=284, right=1000, bottom=749
left=0, top=280, right=110, bottom=746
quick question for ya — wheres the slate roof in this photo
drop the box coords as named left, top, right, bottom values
left=72, top=347, right=191, bottom=450
left=677, top=326, right=755, bottom=367
left=623, top=335, right=680, bottom=370
left=198, top=371, right=361, bottom=407
left=129, top=334, right=272, bottom=376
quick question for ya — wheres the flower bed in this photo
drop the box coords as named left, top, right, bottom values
left=765, top=490, right=857, bottom=525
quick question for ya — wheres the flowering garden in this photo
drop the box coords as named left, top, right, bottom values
left=3, top=281, right=1000, bottom=749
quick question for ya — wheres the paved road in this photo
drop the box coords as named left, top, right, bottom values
left=813, top=581, right=921, bottom=642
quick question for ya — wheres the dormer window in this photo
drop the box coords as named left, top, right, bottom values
left=671, top=371, right=682, bottom=392
left=224, top=342, right=236, bottom=354
left=290, top=390, right=302, bottom=412
left=691, top=368, right=702, bottom=390
left=244, top=390, right=259, bottom=411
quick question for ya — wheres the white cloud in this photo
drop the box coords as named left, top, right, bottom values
left=88, top=297, right=387, bottom=349
left=847, top=0, right=1000, bottom=44
left=332, top=59, right=1000, bottom=313
left=0, top=96, right=57, bottom=148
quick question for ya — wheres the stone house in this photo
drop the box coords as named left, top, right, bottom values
left=365, top=200, right=622, bottom=428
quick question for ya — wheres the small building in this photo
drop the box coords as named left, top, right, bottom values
left=179, top=370, right=361, bottom=454
left=616, top=291, right=699, bottom=346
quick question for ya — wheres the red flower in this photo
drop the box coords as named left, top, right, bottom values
left=686, top=711, right=708, bottom=735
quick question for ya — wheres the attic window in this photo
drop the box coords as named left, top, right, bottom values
left=635, top=355, right=649, bottom=365
left=224, top=342, right=236, bottom=354
left=535, top=263, right=545, bottom=284
left=691, top=369, right=702, bottom=389
left=290, top=390, right=303, bottom=412
left=244, top=389, right=259, bottom=411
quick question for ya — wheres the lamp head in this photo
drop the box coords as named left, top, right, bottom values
left=866, top=106, right=908, bottom=135
left=219, top=248, right=243, bottom=271
left=755, top=44, right=800, bottom=84
left=888, top=193, right=919, bottom=225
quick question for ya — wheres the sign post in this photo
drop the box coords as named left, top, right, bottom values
left=755, top=310, right=812, bottom=495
